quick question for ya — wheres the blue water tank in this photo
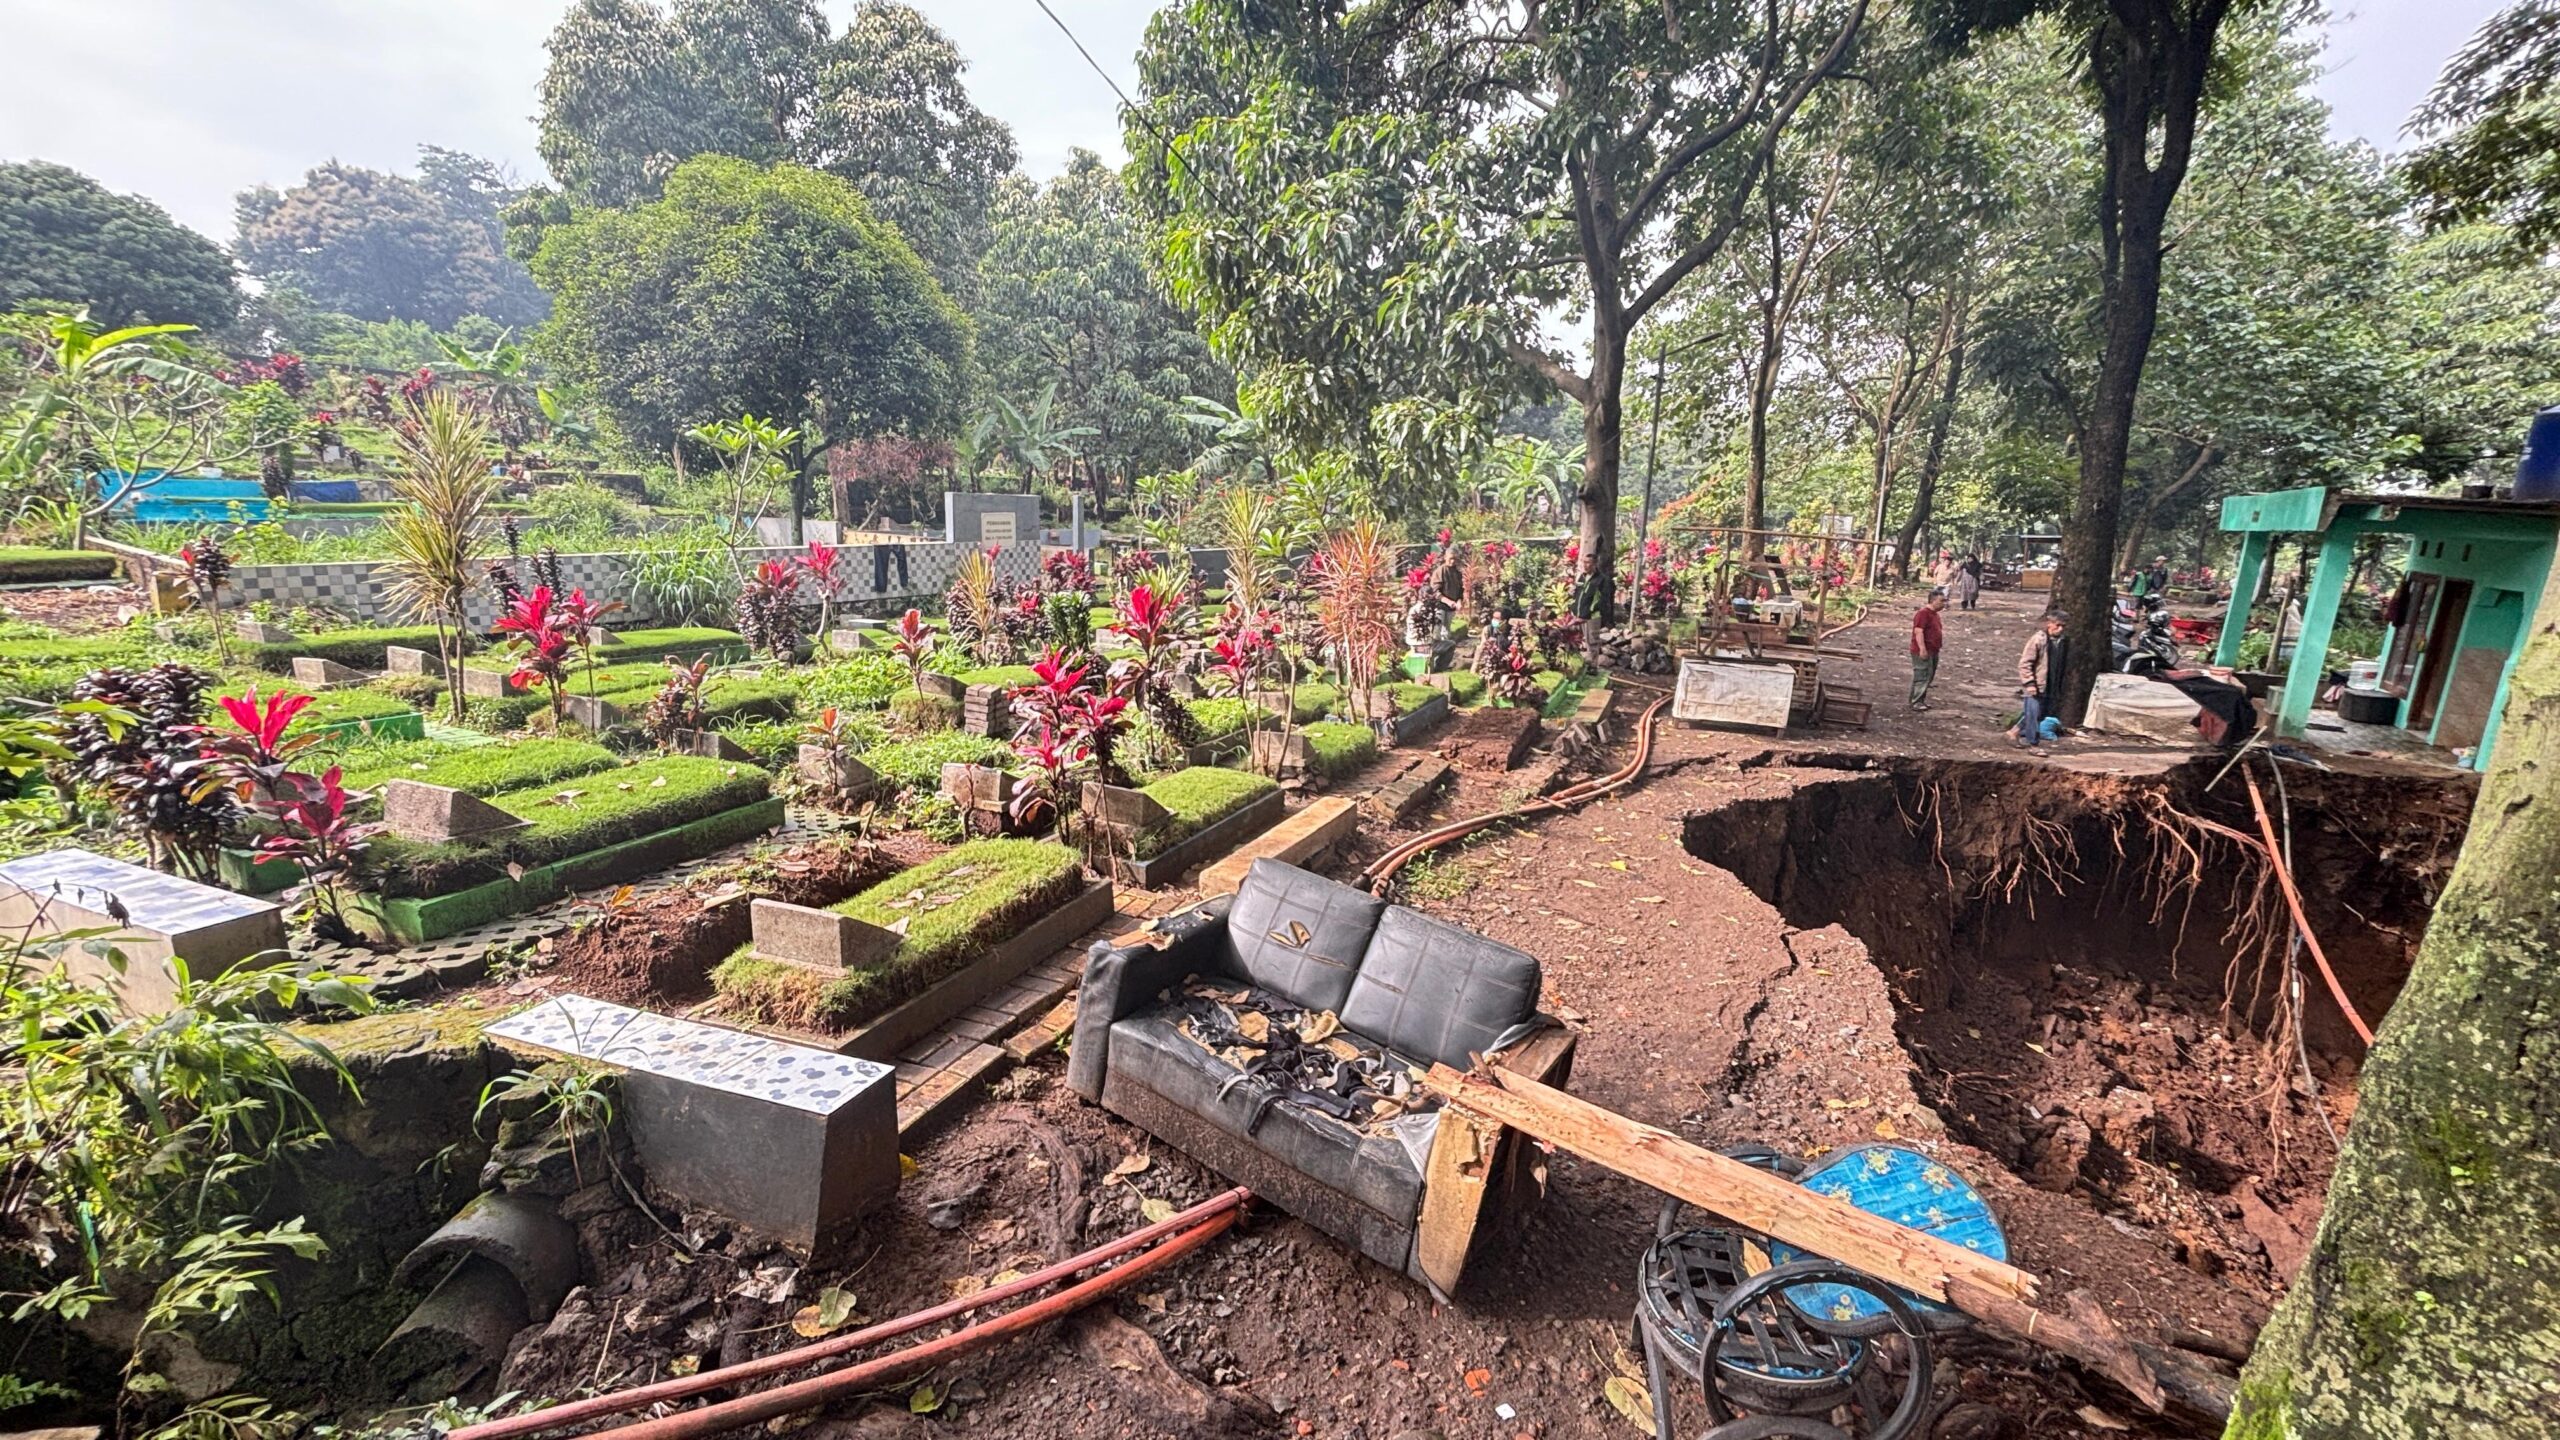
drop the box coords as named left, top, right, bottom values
left=2515, top=406, right=2560, bottom=500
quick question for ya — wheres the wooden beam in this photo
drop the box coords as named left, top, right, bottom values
left=1421, top=1064, right=2174, bottom=1413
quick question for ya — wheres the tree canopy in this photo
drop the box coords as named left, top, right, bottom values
left=525, top=154, right=969, bottom=459
left=233, top=154, right=545, bottom=329
left=534, top=0, right=1015, bottom=299
left=0, top=162, right=238, bottom=331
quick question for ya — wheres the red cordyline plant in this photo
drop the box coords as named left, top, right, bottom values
left=1044, top=548, right=1096, bottom=598
left=890, top=607, right=938, bottom=695
left=1106, top=582, right=1196, bottom=741
left=251, top=766, right=379, bottom=943
left=799, top=540, right=845, bottom=645
left=555, top=586, right=627, bottom=701
left=737, top=559, right=804, bottom=660
left=183, top=687, right=319, bottom=806
left=1006, top=650, right=1133, bottom=828
left=495, top=585, right=579, bottom=724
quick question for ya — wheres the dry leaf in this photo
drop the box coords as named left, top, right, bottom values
left=1140, top=1197, right=1177, bottom=1224
left=1633, top=895, right=1664, bottom=904
left=989, top=1268, right=1026, bottom=1286
left=1238, top=1012, right=1271, bottom=1043
left=899, top=1153, right=919, bottom=1180
left=2077, top=1405, right=2132, bottom=1431
left=909, top=1383, right=943, bottom=1415
left=668, top=1354, right=701, bottom=1377
left=1137, top=1291, right=1169, bottom=1314
left=1105, top=1153, right=1152, bottom=1182
left=949, top=1274, right=986, bottom=1298
left=1602, top=1375, right=1654, bottom=1432
left=650, top=774, right=669, bottom=788
left=1874, top=1118, right=1901, bottom=1139
left=789, top=1286, right=858, bottom=1337
left=1606, top=859, right=1629, bottom=870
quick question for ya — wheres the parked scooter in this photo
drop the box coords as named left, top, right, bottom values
left=2111, top=595, right=2181, bottom=674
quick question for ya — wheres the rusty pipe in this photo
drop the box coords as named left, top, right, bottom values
left=584, top=1204, right=1242, bottom=1440
left=1362, top=694, right=1671, bottom=893
left=449, top=1187, right=1252, bottom=1440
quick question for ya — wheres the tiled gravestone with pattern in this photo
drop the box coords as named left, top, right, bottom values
left=489, top=994, right=898, bottom=1253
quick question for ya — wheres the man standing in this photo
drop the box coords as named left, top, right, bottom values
left=2145, top=554, right=2171, bottom=602
left=1955, top=553, right=1983, bottom=611
left=1910, top=587, right=1948, bottom=710
left=2015, top=609, right=2068, bottom=750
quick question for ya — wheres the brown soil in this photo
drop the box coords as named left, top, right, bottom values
left=2, top=581, right=146, bottom=633
left=397, top=595, right=2482, bottom=1440
left=1437, top=706, right=1542, bottom=773
left=541, top=834, right=936, bottom=1004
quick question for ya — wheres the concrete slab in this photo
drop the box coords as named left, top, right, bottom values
left=750, top=898, right=901, bottom=971
left=0, top=849, right=287, bottom=1012
left=237, top=618, right=298, bottom=644
left=1199, top=796, right=1359, bottom=896
left=384, top=646, right=443, bottom=677
left=1672, top=659, right=1793, bottom=734
left=381, top=780, right=533, bottom=843
left=488, top=994, right=898, bottom=1255
left=290, top=656, right=368, bottom=689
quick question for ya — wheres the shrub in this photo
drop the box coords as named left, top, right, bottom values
left=862, top=730, right=1005, bottom=790
left=713, top=840, right=1085, bottom=1030
left=888, top=692, right=959, bottom=733
left=1299, top=720, right=1380, bottom=778
left=0, top=548, right=117, bottom=583
left=1134, top=767, right=1277, bottom=856
left=363, top=755, right=771, bottom=896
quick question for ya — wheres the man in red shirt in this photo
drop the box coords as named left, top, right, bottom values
left=1910, top=587, right=1948, bottom=710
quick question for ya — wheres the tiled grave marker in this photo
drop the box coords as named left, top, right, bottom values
left=0, top=849, right=287, bottom=1012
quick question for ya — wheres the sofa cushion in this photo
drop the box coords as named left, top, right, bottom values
left=1106, top=1009, right=1426, bottom=1220
left=1221, top=859, right=1386, bottom=1014
left=1339, top=905, right=1543, bottom=1069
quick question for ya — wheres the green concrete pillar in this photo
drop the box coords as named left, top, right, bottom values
left=2216, top=530, right=2271, bottom=668
left=2277, top=527, right=2355, bottom=736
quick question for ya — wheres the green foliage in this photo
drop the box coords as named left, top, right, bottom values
left=619, top=528, right=741, bottom=626
left=795, top=652, right=914, bottom=711
left=2403, top=3, right=2560, bottom=253
left=0, top=952, right=369, bottom=1324
left=528, top=155, right=971, bottom=456
left=232, top=155, right=542, bottom=328
left=364, top=754, right=771, bottom=896
left=712, top=839, right=1083, bottom=1029
left=887, top=691, right=960, bottom=733
left=0, top=161, right=239, bottom=330
left=1446, top=670, right=1488, bottom=707
left=861, top=729, right=1005, bottom=790
left=532, top=0, right=1014, bottom=296
left=243, top=625, right=456, bottom=674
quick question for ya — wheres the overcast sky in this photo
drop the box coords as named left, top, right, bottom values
left=0, top=0, right=2511, bottom=244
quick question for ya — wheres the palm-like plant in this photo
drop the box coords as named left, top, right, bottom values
left=433, top=329, right=540, bottom=449
left=687, top=414, right=799, bottom=576
left=1312, top=520, right=1402, bottom=725
left=382, top=394, right=501, bottom=721
left=987, top=384, right=1098, bottom=484
left=1176, top=395, right=1273, bottom=484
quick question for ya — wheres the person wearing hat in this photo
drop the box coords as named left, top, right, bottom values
left=2014, top=609, right=2068, bottom=749
left=1910, top=587, right=1949, bottom=710
left=2145, top=554, right=2171, bottom=601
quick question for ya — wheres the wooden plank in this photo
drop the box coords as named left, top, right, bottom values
left=1423, top=1064, right=2175, bottom=1413
left=1197, top=796, right=1361, bottom=896
left=1414, top=1027, right=1576, bottom=1297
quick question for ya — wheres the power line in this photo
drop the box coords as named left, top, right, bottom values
left=1025, top=0, right=1255, bottom=218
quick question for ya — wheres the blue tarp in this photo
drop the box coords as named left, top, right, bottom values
left=94, top=472, right=362, bottom=523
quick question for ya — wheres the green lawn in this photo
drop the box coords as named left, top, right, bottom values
left=1298, top=720, right=1380, bottom=779
left=0, top=548, right=119, bottom=584
left=1134, top=767, right=1277, bottom=857
left=713, top=839, right=1085, bottom=1030
left=334, top=738, right=622, bottom=798
left=364, top=754, right=772, bottom=897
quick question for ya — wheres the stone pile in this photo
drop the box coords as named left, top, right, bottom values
left=1593, top=623, right=1677, bottom=673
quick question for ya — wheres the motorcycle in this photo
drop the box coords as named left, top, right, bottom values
left=2111, top=596, right=2181, bottom=675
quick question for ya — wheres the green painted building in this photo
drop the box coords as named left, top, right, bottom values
left=2216, top=485, right=2559, bottom=771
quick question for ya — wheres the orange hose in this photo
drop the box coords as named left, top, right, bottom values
left=451, top=1188, right=1252, bottom=1440
left=2243, top=769, right=2375, bottom=1048
left=587, top=1206, right=1241, bottom=1440
left=1361, top=694, right=1671, bottom=893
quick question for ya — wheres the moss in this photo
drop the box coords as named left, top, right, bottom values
left=1384, top=681, right=1440, bottom=716
left=956, top=664, right=1041, bottom=690
left=1299, top=720, right=1379, bottom=778
left=2414, top=1105, right=2501, bottom=1197
left=1446, top=671, right=1487, bottom=707
left=2225, top=1374, right=2295, bottom=1440
left=335, top=738, right=620, bottom=798
left=1273, top=682, right=1340, bottom=723
left=594, top=627, right=744, bottom=662
left=714, top=839, right=1085, bottom=1030
left=1135, top=767, right=1277, bottom=856
left=0, top=547, right=118, bottom=582
left=288, top=1003, right=497, bottom=1057
left=863, top=730, right=1006, bottom=789
left=1184, top=696, right=1259, bottom=738
left=364, top=755, right=771, bottom=897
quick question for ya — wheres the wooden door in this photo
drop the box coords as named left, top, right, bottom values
left=2380, top=573, right=2440, bottom=694
left=2406, top=579, right=2474, bottom=731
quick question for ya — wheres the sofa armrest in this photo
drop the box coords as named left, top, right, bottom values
left=1065, top=894, right=1235, bottom=1101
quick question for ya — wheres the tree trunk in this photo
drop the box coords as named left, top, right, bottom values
left=2227, top=566, right=2560, bottom=1436
left=1892, top=328, right=1967, bottom=582
left=1578, top=321, right=1627, bottom=626
left=2117, top=440, right=2218, bottom=576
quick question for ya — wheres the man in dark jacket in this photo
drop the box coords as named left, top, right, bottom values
left=2014, top=610, right=2068, bottom=749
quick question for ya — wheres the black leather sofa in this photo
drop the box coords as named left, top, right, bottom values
left=1068, top=859, right=1570, bottom=1283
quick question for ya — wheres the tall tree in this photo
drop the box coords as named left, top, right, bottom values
left=1131, top=0, right=1869, bottom=620
left=525, top=155, right=968, bottom=525
left=533, top=0, right=1015, bottom=300
left=976, top=151, right=1232, bottom=504
left=2227, top=564, right=2560, bottom=1434
left=2379, top=223, right=2560, bottom=484
left=2404, top=1, right=2560, bottom=254
left=0, top=162, right=238, bottom=330
left=1923, top=0, right=2257, bottom=720
left=234, top=159, right=542, bottom=328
